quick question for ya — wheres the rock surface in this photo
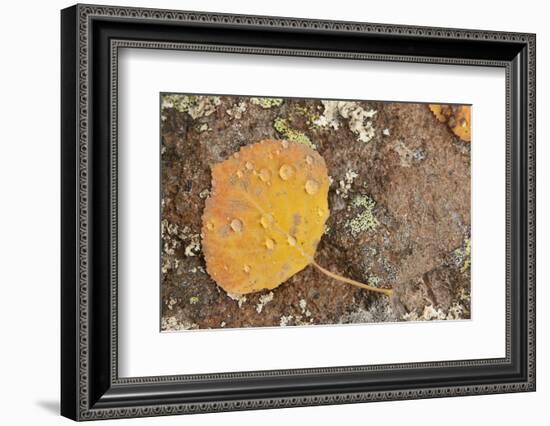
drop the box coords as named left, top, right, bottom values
left=160, top=95, right=471, bottom=331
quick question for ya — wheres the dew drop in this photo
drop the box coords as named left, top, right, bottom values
left=206, top=221, right=215, bottom=230
left=258, top=168, right=271, bottom=182
left=233, top=152, right=240, bottom=159
left=317, top=208, right=324, bottom=217
left=265, top=238, right=275, bottom=250
left=236, top=170, right=243, bottom=178
left=245, top=161, right=254, bottom=170
left=305, top=155, right=313, bottom=165
left=279, top=164, right=294, bottom=180
left=305, top=179, right=319, bottom=195
left=281, top=140, right=289, bottom=149
left=230, top=219, right=243, bottom=232
left=260, top=213, right=274, bottom=228
left=287, top=235, right=297, bottom=246
left=243, top=264, right=251, bottom=273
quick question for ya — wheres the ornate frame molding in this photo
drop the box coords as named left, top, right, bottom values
left=61, top=4, right=535, bottom=421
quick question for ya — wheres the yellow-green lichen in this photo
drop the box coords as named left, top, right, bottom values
left=453, top=238, right=471, bottom=272
left=162, top=95, right=197, bottom=112
left=273, top=117, right=316, bottom=149
left=346, top=194, right=379, bottom=236
left=294, top=104, right=321, bottom=126
left=189, top=296, right=199, bottom=305
left=161, top=95, right=221, bottom=119
left=250, top=97, right=284, bottom=109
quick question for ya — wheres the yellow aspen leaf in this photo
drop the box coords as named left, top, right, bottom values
left=429, top=104, right=471, bottom=142
left=428, top=104, right=447, bottom=123
left=201, top=139, right=392, bottom=297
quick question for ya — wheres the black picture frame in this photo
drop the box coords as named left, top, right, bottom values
left=61, top=3, right=536, bottom=421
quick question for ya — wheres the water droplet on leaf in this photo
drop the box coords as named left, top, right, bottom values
left=260, top=213, right=274, bottom=228
left=265, top=238, right=275, bottom=250
left=279, top=164, right=294, bottom=180
left=230, top=219, right=243, bottom=232
left=305, top=179, right=319, bottom=195
left=258, top=168, right=271, bottom=182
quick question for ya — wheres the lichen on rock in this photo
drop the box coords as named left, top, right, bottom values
left=250, top=97, right=284, bottom=109
left=273, top=117, right=316, bottom=149
left=225, top=101, right=247, bottom=119
left=453, top=238, right=471, bottom=272
left=346, top=194, right=379, bottom=236
left=314, top=100, right=377, bottom=143
left=335, top=170, right=358, bottom=198
left=160, top=94, right=471, bottom=330
left=162, top=94, right=221, bottom=119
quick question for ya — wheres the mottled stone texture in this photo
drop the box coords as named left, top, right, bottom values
left=160, top=95, right=471, bottom=331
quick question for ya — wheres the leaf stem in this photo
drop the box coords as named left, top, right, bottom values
left=312, top=261, right=393, bottom=297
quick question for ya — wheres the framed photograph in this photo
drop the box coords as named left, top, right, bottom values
left=61, top=4, right=536, bottom=421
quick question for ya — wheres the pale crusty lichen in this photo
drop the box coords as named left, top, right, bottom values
left=166, top=296, right=178, bottom=310
left=392, top=140, right=426, bottom=167
left=346, top=194, right=379, bottom=236
left=161, top=315, right=199, bottom=331
left=367, top=275, right=382, bottom=287
left=161, top=220, right=180, bottom=273
left=250, top=97, right=284, bottom=109
left=161, top=220, right=201, bottom=273
left=161, top=94, right=197, bottom=112
left=297, top=299, right=312, bottom=318
left=335, top=170, right=358, bottom=198
left=273, top=117, right=316, bottom=149
left=256, top=291, right=274, bottom=314
left=184, top=234, right=201, bottom=257
left=225, top=101, right=247, bottom=119
left=314, top=100, right=377, bottom=143
left=392, top=140, right=415, bottom=167
left=446, top=302, right=466, bottom=320
left=338, top=297, right=394, bottom=323
left=402, top=303, right=467, bottom=321
left=227, top=292, right=247, bottom=308
left=161, top=94, right=221, bottom=119
left=279, top=315, right=293, bottom=327
left=198, top=188, right=211, bottom=199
